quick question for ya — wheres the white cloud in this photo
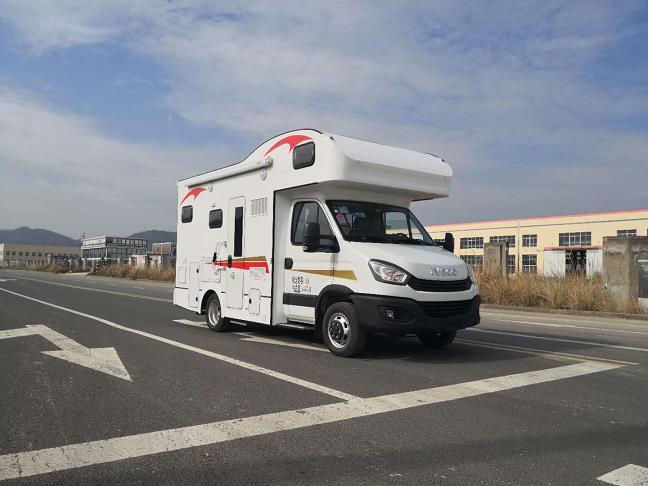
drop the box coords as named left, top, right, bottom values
left=0, top=0, right=646, bottom=234
left=0, top=84, right=233, bottom=236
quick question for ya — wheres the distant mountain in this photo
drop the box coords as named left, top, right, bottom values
left=0, top=227, right=80, bottom=246
left=129, top=230, right=176, bottom=249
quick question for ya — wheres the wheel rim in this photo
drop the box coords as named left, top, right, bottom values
left=208, top=299, right=221, bottom=326
left=327, top=312, right=350, bottom=349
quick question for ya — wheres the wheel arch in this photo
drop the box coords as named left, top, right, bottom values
left=315, top=285, right=354, bottom=337
left=200, top=289, right=216, bottom=314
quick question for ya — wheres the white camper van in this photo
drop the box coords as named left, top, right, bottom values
left=174, top=129, right=480, bottom=356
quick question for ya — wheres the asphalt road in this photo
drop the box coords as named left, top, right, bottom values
left=1, top=269, right=647, bottom=485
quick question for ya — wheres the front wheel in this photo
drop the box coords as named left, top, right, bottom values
left=323, top=302, right=366, bottom=357
left=205, top=293, right=230, bottom=332
left=417, top=330, right=457, bottom=348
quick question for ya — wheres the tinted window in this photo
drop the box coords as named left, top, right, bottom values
left=293, top=142, right=315, bottom=169
left=291, top=202, right=333, bottom=248
left=181, top=205, right=193, bottom=223
left=234, top=206, right=243, bottom=257
left=209, top=209, right=223, bottom=228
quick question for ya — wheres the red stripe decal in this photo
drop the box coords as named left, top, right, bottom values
left=180, top=187, right=206, bottom=206
left=213, top=260, right=269, bottom=273
left=264, top=135, right=312, bottom=156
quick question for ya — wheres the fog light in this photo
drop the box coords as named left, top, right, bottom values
left=385, top=309, right=395, bottom=320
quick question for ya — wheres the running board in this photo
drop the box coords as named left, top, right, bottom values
left=276, top=322, right=315, bottom=331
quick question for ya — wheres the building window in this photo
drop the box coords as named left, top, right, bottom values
left=522, top=234, right=537, bottom=247
left=617, top=229, right=637, bottom=238
left=558, top=232, right=591, bottom=247
left=522, top=254, right=537, bottom=273
left=461, top=255, right=483, bottom=268
left=460, top=237, right=483, bottom=249
left=507, top=255, right=516, bottom=274
left=490, top=235, right=515, bottom=247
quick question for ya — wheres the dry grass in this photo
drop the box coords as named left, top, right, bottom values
left=91, top=265, right=175, bottom=282
left=28, top=264, right=71, bottom=274
left=475, top=270, right=646, bottom=315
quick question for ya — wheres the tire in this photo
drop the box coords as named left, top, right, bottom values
left=322, top=302, right=366, bottom=357
left=417, top=330, right=457, bottom=348
left=205, top=293, right=230, bottom=332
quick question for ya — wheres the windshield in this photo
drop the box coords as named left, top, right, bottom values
left=326, top=200, right=435, bottom=245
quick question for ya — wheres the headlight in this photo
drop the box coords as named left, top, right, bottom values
left=466, top=263, right=476, bottom=284
left=368, top=260, right=410, bottom=285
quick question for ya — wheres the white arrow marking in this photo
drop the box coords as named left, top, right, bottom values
left=235, top=332, right=327, bottom=352
left=0, top=325, right=131, bottom=381
left=598, top=464, right=648, bottom=485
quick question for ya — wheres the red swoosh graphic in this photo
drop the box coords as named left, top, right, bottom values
left=180, top=187, right=206, bottom=206
left=264, top=135, right=312, bottom=156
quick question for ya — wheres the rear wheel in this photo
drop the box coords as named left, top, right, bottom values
left=323, top=302, right=366, bottom=357
left=417, top=330, right=457, bottom=348
left=205, top=293, right=230, bottom=332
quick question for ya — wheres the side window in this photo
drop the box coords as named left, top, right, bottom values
left=181, top=205, right=193, bottom=223
left=234, top=206, right=243, bottom=257
left=209, top=209, right=223, bottom=228
left=293, top=142, right=315, bottom=169
left=291, top=201, right=334, bottom=248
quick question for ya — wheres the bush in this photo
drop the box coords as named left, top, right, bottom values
left=475, top=270, right=646, bottom=315
left=91, top=265, right=175, bottom=282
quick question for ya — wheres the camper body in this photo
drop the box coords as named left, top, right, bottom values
left=174, top=129, right=480, bottom=356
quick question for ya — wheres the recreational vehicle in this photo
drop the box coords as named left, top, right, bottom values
left=174, top=129, right=480, bottom=356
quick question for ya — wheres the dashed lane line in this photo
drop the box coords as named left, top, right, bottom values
left=1, top=275, right=172, bottom=303
left=0, top=360, right=623, bottom=480
left=0, top=287, right=356, bottom=401
left=468, top=328, right=648, bottom=353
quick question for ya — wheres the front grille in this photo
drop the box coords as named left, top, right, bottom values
left=418, top=299, right=473, bottom=317
left=408, top=277, right=471, bottom=292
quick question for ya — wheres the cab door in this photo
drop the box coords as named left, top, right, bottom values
left=226, top=196, right=245, bottom=309
left=283, top=201, right=337, bottom=323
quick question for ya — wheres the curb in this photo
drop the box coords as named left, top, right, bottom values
left=481, top=304, right=648, bottom=322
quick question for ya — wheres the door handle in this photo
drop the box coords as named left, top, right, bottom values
left=227, top=255, right=233, bottom=268
left=284, top=258, right=293, bottom=269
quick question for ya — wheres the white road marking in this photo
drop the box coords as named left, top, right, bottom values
left=235, top=332, right=327, bottom=352
left=173, top=319, right=207, bottom=328
left=598, top=464, right=648, bottom=485
left=0, top=324, right=131, bottom=381
left=456, top=338, right=638, bottom=366
left=468, top=328, right=648, bottom=353
left=0, top=360, right=623, bottom=480
left=2, top=275, right=172, bottom=302
left=491, top=318, right=648, bottom=336
left=0, top=278, right=17, bottom=282
left=0, top=287, right=355, bottom=401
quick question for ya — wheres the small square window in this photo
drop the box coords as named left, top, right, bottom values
left=293, top=142, right=315, bottom=169
left=181, top=205, right=193, bottom=223
left=209, top=209, right=223, bottom=228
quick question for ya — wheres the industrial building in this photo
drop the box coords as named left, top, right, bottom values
left=425, top=209, right=648, bottom=276
left=0, top=243, right=81, bottom=268
left=81, top=236, right=147, bottom=267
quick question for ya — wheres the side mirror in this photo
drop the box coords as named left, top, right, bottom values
left=443, top=232, right=455, bottom=253
left=303, top=222, right=320, bottom=252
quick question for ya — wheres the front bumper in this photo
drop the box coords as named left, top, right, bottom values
left=350, top=293, right=480, bottom=334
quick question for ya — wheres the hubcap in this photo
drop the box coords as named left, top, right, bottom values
left=208, top=299, right=221, bottom=326
left=327, top=312, right=350, bottom=349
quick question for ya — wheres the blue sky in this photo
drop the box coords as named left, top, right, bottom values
left=0, top=1, right=646, bottom=238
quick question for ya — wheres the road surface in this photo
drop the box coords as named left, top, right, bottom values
left=1, top=269, right=647, bottom=485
